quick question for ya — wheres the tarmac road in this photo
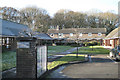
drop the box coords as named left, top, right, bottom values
left=62, top=55, right=120, bottom=79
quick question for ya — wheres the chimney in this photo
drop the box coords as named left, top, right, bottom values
left=56, top=25, right=59, bottom=30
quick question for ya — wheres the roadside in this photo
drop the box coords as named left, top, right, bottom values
left=47, top=54, right=85, bottom=70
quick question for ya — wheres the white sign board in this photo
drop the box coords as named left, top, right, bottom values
left=17, top=42, right=30, bottom=48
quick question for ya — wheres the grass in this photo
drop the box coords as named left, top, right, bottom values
left=2, top=46, right=74, bottom=71
left=48, top=46, right=74, bottom=56
left=47, top=54, right=85, bottom=70
left=2, top=51, right=16, bottom=71
left=73, top=46, right=110, bottom=55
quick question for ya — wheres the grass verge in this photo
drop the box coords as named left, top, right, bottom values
left=73, top=46, right=110, bottom=55
left=2, top=51, right=16, bottom=71
left=48, top=46, right=74, bottom=56
left=47, top=54, right=85, bottom=70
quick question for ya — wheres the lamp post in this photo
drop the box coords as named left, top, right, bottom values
left=76, top=39, right=79, bottom=58
left=75, top=30, right=79, bottom=58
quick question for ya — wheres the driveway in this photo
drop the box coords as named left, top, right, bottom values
left=62, top=55, right=119, bottom=79
left=45, top=55, right=120, bottom=79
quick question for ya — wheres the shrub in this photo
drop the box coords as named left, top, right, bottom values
left=83, top=41, right=101, bottom=46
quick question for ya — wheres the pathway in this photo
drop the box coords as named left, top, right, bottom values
left=48, top=47, right=81, bottom=64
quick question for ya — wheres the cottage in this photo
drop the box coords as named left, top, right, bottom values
left=47, top=28, right=106, bottom=44
left=103, top=27, right=120, bottom=48
left=0, top=19, right=32, bottom=51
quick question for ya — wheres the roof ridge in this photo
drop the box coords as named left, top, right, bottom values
left=0, top=18, right=28, bottom=27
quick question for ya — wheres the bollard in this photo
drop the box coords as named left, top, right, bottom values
left=85, top=55, right=88, bottom=61
left=88, top=55, right=92, bottom=62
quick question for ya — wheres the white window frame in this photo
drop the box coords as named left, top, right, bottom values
left=58, top=33, right=61, bottom=36
left=61, top=33, right=63, bottom=37
left=88, top=33, right=92, bottom=36
left=110, top=40, right=113, bottom=45
left=50, top=33, right=54, bottom=37
left=98, top=33, right=102, bottom=36
left=58, top=33, right=63, bottom=37
left=7, top=38, right=9, bottom=44
left=70, top=33, right=73, bottom=36
left=79, top=33, right=82, bottom=36
left=2, top=38, right=5, bottom=45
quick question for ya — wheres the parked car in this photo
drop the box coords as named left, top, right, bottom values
left=109, top=45, right=120, bottom=61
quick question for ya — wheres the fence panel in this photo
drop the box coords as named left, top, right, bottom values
left=37, top=45, right=47, bottom=78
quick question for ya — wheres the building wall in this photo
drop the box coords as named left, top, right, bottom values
left=49, top=33, right=106, bottom=40
left=103, top=38, right=120, bottom=48
left=2, top=37, right=17, bottom=52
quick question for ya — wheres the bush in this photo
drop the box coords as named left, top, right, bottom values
left=83, top=41, right=100, bottom=46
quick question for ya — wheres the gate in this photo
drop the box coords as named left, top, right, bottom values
left=37, top=45, right=47, bottom=78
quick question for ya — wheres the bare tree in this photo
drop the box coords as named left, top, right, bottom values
left=20, top=6, right=50, bottom=33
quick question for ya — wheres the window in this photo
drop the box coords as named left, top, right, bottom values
left=79, top=33, right=82, bottom=36
left=58, top=33, right=61, bottom=36
left=58, top=33, right=63, bottom=37
left=7, top=38, right=9, bottom=44
left=88, top=33, right=92, bottom=36
left=2, top=38, right=5, bottom=45
left=0, top=10, right=4, bottom=13
left=110, top=40, right=113, bottom=45
left=50, top=33, right=54, bottom=37
left=70, top=33, right=73, bottom=36
left=98, top=33, right=102, bottom=36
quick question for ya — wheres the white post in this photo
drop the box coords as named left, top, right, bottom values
left=85, top=55, right=88, bottom=61
left=88, top=55, right=92, bottom=62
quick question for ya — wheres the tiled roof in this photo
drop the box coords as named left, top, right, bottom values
left=0, top=19, right=32, bottom=37
left=1, top=19, right=53, bottom=40
left=48, top=28, right=76, bottom=33
left=105, top=27, right=120, bottom=39
left=47, top=28, right=106, bottom=34
left=33, top=32, right=52, bottom=40
left=76, top=28, right=106, bottom=33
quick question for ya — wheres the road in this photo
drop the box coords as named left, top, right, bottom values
left=45, top=55, right=120, bottom=79
left=62, top=55, right=120, bottom=79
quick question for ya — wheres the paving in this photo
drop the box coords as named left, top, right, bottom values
left=45, top=54, right=120, bottom=79
left=62, top=55, right=119, bottom=79
left=2, top=68, right=16, bottom=78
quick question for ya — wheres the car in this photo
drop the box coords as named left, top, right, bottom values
left=109, top=45, right=120, bottom=61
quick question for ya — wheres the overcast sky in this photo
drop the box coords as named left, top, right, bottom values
left=0, top=0, right=119, bottom=16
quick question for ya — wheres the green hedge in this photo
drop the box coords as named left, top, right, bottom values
left=83, top=41, right=100, bottom=46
